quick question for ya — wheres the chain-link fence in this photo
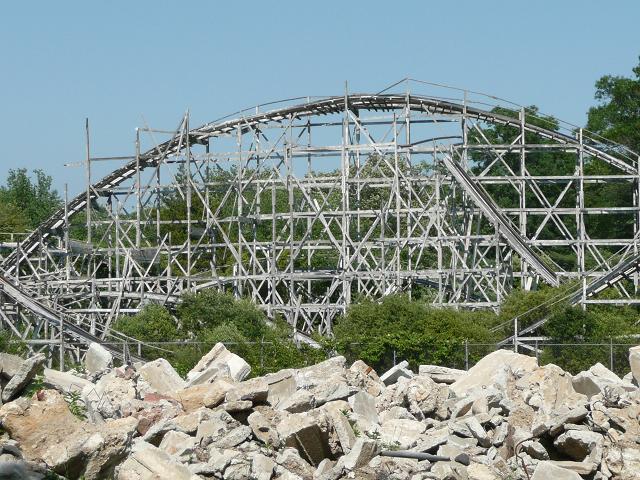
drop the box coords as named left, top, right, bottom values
left=26, top=338, right=640, bottom=378
left=122, top=339, right=640, bottom=377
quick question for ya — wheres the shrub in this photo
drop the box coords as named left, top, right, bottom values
left=114, top=291, right=326, bottom=377
left=332, top=294, right=497, bottom=372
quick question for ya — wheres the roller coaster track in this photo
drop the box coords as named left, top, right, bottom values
left=441, top=154, right=559, bottom=287
left=498, top=250, right=640, bottom=346
left=1, top=92, right=638, bottom=348
left=0, top=274, right=144, bottom=362
left=1, top=94, right=635, bottom=276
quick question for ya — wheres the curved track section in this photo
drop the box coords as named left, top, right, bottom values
left=2, top=90, right=639, bottom=345
left=2, top=94, right=635, bottom=275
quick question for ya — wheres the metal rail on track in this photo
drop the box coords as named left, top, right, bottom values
left=498, top=251, right=640, bottom=346
left=0, top=274, right=145, bottom=363
left=441, top=155, right=559, bottom=287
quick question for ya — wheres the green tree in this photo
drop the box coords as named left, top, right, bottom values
left=115, top=291, right=326, bottom=377
left=113, top=304, right=179, bottom=360
left=0, top=201, right=28, bottom=235
left=541, top=303, right=639, bottom=376
left=332, top=294, right=497, bottom=372
left=583, top=58, right=640, bottom=244
left=177, top=290, right=268, bottom=339
left=587, top=57, right=640, bottom=153
left=0, top=168, right=61, bottom=229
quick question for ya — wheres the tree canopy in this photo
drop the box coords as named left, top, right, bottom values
left=0, top=168, right=61, bottom=233
left=587, top=57, right=640, bottom=153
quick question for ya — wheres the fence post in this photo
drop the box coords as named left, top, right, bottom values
left=59, top=318, right=65, bottom=372
left=535, top=339, right=539, bottom=365
left=610, top=337, right=614, bottom=372
left=260, top=336, right=264, bottom=370
left=393, top=350, right=396, bottom=367
left=464, top=340, right=469, bottom=371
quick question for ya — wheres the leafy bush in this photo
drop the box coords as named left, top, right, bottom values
left=114, top=290, right=326, bottom=377
left=332, top=294, right=497, bottom=372
left=113, top=304, right=179, bottom=360
left=178, top=290, right=267, bottom=339
left=541, top=304, right=639, bottom=375
left=0, top=330, right=27, bottom=355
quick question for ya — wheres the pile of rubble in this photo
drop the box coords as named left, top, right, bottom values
left=1, top=343, right=640, bottom=479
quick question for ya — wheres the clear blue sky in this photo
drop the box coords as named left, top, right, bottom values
left=1, top=1, right=639, bottom=195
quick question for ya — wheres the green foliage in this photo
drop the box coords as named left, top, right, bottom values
left=0, top=330, right=28, bottom=355
left=114, top=304, right=179, bottom=344
left=113, top=304, right=179, bottom=360
left=22, top=374, right=44, bottom=398
left=178, top=290, right=268, bottom=339
left=0, top=200, right=28, bottom=236
left=115, top=290, right=326, bottom=377
left=495, top=284, right=575, bottom=337
left=540, top=303, right=640, bottom=375
left=587, top=57, right=640, bottom=153
left=64, top=390, right=87, bottom=420
left=332, top=294, right=497, bottom=372
left=0, top=168, right=61, bottom=230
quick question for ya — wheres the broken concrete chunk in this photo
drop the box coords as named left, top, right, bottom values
left=279, top=389, right=315, bottom=413
left=380, top=360, right=414, bottom=386
left=450, top=349, right=537, bottom=397
left=341, top=438, right=378, bottom=470
left=572, top=362, right=635, bottom=399
left=210, top=425, right=252, bottom=449
left=629, top=345, right=640, bottom=385
left=323, top=401, right=356, bottom=454
left=1, top=354, right=45, bottom=402
left=466, top=463, right=502, bottom=480
left=517, top=363, right=586, bottom=413
left=0, top=389, right=138, bottom=479
left=548, top=406, right=589, bottom=436
left=159, top=430, right=195, bottom=460
left=225, top=377, right=268, bottom=404
left=418, top=365, right=465, bottom=384
left=380, top=418, right=425, bottom=449
left=43, top=367, right=95, bottom=394
left=349, top=360, right=385, bottom=396
left=85, top=342, right=113, bottom=374
left=0, top=353, right=24, bottom=380
left=250, top=453, right=275, bottom=480
left=554, top=430, right=603, bottom=462
left=1, top=341, right=640, bottom=480
left=137, top=358, right=186, bottom=396
left=276, top=447, right=316, bottom=478
left=295, top=356, right=346, bottom=390
left=186, top=342, right=250, bottom=386
left=349, top=390, right=379, bottom=426
left=84, top=370, right=137, bottom=419
left=312, top=380, right=356, bottom=409
left=196, top=410, right=238, bottom=445
left=247, top=410, right=279, bottom=446
left=173, top=378, right=235, bottom=412
left=603, top=445, right=640, bottom=478
left=264, top=369, right=296, bottom=408
left=464, top=416, right=490, bottom=448
left=530, top=460, right=582, bottom=480
left=520, top=440, right=549, bottom=460
left=549, top=460, right=597, bottom=475
left=116, top=440, right=201, bottom=480
left=276, top=411, right=331, bottom=466
left=224, top=400, right=253, bottom=412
